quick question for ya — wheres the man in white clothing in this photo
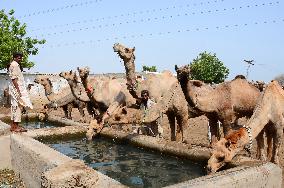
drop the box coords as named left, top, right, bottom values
left=8, top=52, right=33, bottom=132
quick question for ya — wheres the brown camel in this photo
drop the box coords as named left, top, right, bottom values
left=59, top=70, right=100, bottom=121
left=207, top=80, right=284, bottom=173
left=175, top=65, right=261, bottom=145
left=76, top=66, right=136, bottom=140
left=34, top=76, right=86, bottom=121
left=113, top=43, right=190, bottom=143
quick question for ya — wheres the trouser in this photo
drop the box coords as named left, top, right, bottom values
left=11, top=96, right=21, bottom=123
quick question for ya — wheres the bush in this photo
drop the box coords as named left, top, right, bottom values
left=190, top=51, right=229, bottom=84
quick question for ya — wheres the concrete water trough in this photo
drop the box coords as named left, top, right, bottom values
left=0, top=114, right=282, bottom=188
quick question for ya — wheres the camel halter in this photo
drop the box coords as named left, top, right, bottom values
left=243, top=125, right=253, bottom=156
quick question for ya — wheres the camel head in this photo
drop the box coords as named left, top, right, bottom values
left=34, top=76, right=51, bottom=88
left=113, top=43, right=135, bottom=62
left=59, top=70, right=82, bottom=86
left=175, top=64, right=191, bottom=83
left=77, top=67, right=90, bottom=81
left=59, top=70, right=76, bottom=81
left=207, top=128, right=247, bottom=174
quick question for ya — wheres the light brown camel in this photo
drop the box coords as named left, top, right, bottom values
left=59, top=70, right=100, bottom=121
left=175, top=65, right=261, bottom=145
left=113, top=43, right=190, bottom=143
left=76, top=66, right=136, bottom=140
left=207, top=80, right=284, bottom=173
left=34, top=76, right=86, bottom=121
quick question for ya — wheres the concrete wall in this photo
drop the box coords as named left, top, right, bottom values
left=10, top=134, right=126, bottom=188
left=165, top=162, right=282, bottom=188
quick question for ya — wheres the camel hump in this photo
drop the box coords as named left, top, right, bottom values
left=234, top=75, right=246, bottom=80
left=161, top=70, right=173, bottom=77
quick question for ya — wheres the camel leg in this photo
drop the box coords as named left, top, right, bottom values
left=266, top=128, right=273, bottom=161
left=78, top=103, right=85, bottom=117
left=67, top=103, right=73, bottom=119
left=222, top=120, right=232, bottom=138
left=176, top=112, right=190, bottom=144
left=78, top=102, right=86, bottom=122
left=256, top=129, right=266, bottom=161
left=62, top=105, right=68, bottom=119
left=271, top=125, right=283, bottom=164
left=102, top=101, right=122, bottom=125
left=175, top=116, right=183, bottom=143
left=221, top=111, right=235, bottom=137
left=167, top=111, right=176, bottom=141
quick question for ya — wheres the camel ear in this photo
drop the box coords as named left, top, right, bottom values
left=225, top=140, right=231, bottom=148
left=175, top=65, right=178, bottom=71
left=132, top=47, right=135, bottom=52
left=77, top=67, right=80, bottom=71
left=70, top=70, right=72, bottom=74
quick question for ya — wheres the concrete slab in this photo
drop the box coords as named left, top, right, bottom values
left=165, top=162, right=282, bottom=188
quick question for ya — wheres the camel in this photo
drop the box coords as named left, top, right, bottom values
left=207, top=80, right=284, bottom=173
left=59, top=70, right=100, bottom=121
left=34, top=76, right=86, bottom=121
left=76, top=66, right=136, bottom=140
left=3, top=87, right=10, bottom=107
left=113, top=43, right=190, bottom=143
left=175, top=65, right=261, bottom=145
left=251, top=80, right=266, bottom=92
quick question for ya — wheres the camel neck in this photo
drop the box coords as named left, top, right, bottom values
left=44, top=84, right=53, bottom=96
left=178, top=76, right=189, bottom=97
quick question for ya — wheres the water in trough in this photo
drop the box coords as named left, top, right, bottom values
left=44, top=136, right=206, bottom=188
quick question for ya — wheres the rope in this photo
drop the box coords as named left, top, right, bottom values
left=243, top=125, right=253, bottom=156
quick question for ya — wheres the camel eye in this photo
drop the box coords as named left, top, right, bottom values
left=225, top=140, right=231, bottom=148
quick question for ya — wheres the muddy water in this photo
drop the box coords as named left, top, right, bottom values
left=45, top=136, right=205, bottom=188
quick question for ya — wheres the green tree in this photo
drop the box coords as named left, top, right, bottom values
left=142, top=65, right=157, bottom=72
left=190, top=51, right=229, bottom=84
left=0, top=9, right=45, bottom=70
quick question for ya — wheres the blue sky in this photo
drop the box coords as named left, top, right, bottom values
left=1, top=0, right=284, bottom=82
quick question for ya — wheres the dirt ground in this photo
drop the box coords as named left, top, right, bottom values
left=0, top=169, right=25, bottom=188
left=0, top=105, right=283, bottom=186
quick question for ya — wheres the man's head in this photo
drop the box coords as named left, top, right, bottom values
left=141, top=90, right=149, bottom=102
left=13, top=52, right=23, bottom=63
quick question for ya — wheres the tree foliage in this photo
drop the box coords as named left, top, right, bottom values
left=190, top=51, right=229, bottom=84
left=142, top=65, right=157, bottom=72
left=0, top=9, right=45, bottom=70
